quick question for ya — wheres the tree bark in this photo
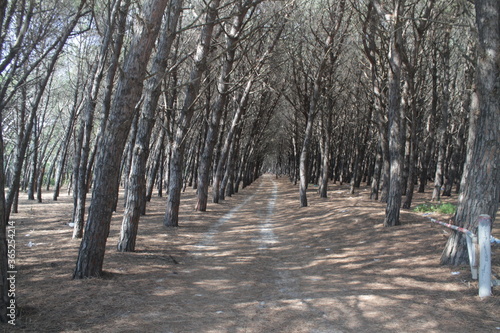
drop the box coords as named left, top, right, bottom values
left=432, top=31, right=451, bottom=202
left=362, top=1, right=388, bottom=203
left=213, top=82, right=252, bottom=204
left=73, top=0, right=127, bottom=239
left=196, top=0, right=252, bottom=211
left=318, top=107, right=332, bottom=198
left=441, top=0, right=500, bottom=265
left=164, top=0, right=220, bottom=227
left=53, top=72, right=82, bottom=201
left=73, top=0, right=169, bottom=278
left=384, top=0, right=405, bottom=227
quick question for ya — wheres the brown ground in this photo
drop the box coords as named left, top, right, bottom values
left=5, top=174, right=500, bottom=332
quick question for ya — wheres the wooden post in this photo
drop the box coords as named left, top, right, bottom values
left=477, top=214, right=491, bottom=298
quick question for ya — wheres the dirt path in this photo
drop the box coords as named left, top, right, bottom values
left=8, top=174, right=500, bottom=332
left=178, top=177, right=338, bottom=333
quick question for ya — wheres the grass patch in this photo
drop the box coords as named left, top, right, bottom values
left=414, top=202, right=457, bottom=215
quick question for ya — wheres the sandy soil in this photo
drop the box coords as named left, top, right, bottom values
left=5, top=174, right=500, bottom=332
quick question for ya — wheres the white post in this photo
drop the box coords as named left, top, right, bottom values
left=477, top=214, right=491, bottom=298
left=466, top=234, right=478, bottom=280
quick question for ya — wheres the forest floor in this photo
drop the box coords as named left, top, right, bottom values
left=5, top=174, right=500, bottom=333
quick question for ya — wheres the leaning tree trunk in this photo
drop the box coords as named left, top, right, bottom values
left=362, top=1, right=388, bottom=203
left=213, top=81, right=252, bottom=204
left=196, top=1, right=252, bottom=211
left=53, top=76, right=81, bottom=201
left=73, top=0, right=169, bottom=278
left=73, top=0, right=126, bottom=239
left=441, top=0, right=500, bottom=265
left=146, top=119, right=167, bottom=202
left=220, top=125, right=243, bottom=200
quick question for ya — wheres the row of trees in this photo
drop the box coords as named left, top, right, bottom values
left=0, top=0, right=498, bottom=323
left=272, top=0, right=499, bottom=264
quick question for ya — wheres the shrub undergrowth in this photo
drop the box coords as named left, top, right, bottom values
left=414, top=202, right=457, bottom=215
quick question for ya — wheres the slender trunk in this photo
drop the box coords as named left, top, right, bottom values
left=432, top=32, right=450, bottom=202
left=121, top=113, right=139, bottom=206
left=53, top=76, right=81, bottom=201
left=164, top=0, right=220, bottom=227
left=196, top=2, right=251, bottom=211
left=370, top=143, right=382, bottom=200
left=146, top=125, right=166, bottom=201
left=27, top=121, right=38, bottom=200
left=402, top=78, right=418, bottom=209
left=73, top=0, right=130, bottom=239
left=213, top=87, right=250, bottom=203
left=74, top=0, right=169, bottom=278
left=318, top=109, right=332, bottom=198
left=384, top=0, right=405, bottom=227
left=220, top=126, right=242, bottom=200
left=71, top=124, right=84, bottom=224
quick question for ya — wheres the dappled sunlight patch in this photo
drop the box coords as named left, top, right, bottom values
left=7, top=178, right=500, bottom=332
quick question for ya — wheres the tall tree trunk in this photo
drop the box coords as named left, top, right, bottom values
left=53, top=72, right=82, bottom=201
left=213, top=83, right=251, bottom=203
left=299, top=29, right=336, bottom=207
left=164, top=0, right=221, bottom=227
left=196, top=1, right=252, bottom=211
left=402, top=93, right=417, bottom=209
left=432, top=31, right=451, bottom=202
left=384, top=0, right=405, bottom=227
left=220, top=125, right=243, bottom=200
left=73, top=0, right=169, bottom=278
left=146, top=120, right=167, bottom=202
left=73, top=0, right=127, bottom=239
left=370, top=143, right=382, bottom=200
left=298, top=0, right=349, bottom=205
left=71, top=123, right=84, bottom=224
left=441, top=0, right=500, bottom=265
left=362, top=1, right=389, bottom=203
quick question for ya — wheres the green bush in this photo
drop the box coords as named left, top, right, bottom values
left=437, top=202, right=457, bottom=214
left=414, top=202, right=456, bottom=215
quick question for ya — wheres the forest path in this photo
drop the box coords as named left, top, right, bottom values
left=11, top=174, right=500, bottom=333
left=145, top=174, right=498, bottom=333
left=181, top=175, right=338, bottom=333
